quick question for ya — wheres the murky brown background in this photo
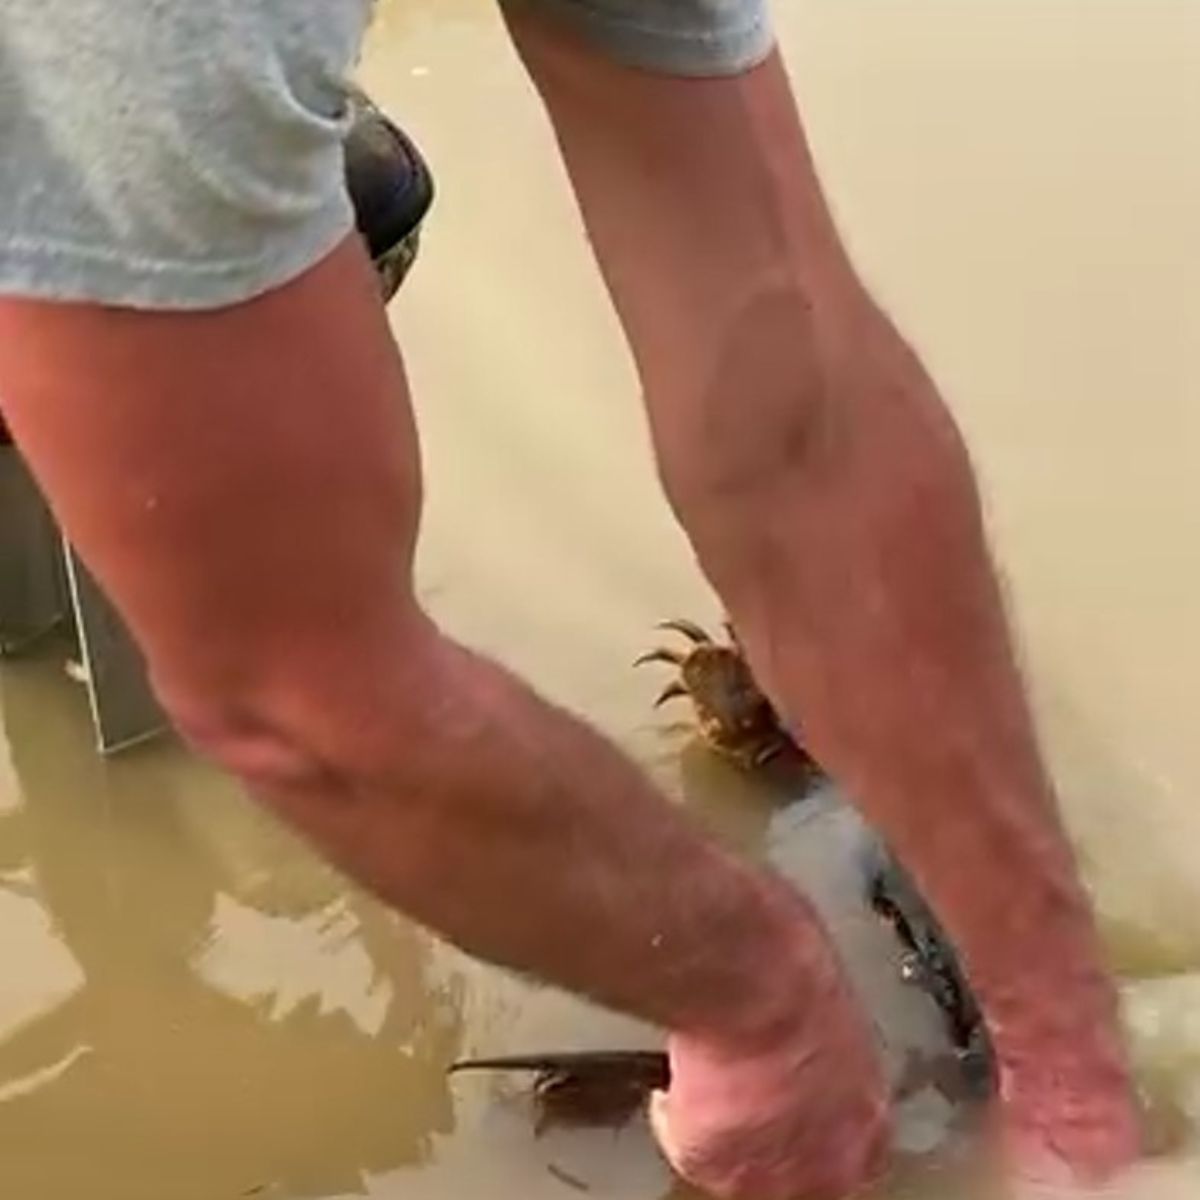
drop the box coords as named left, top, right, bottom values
left=1, top=1, right=1197, bottom=1196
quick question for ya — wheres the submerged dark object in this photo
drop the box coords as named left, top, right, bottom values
left=863, top=839, right=992, bottom=1085
left=448, top=860, right=993, bottom=1132
left=450, top=1050, right=669, bottom=1133
left=637, top=617, right=992, bottom=1082
left=450, top=917, right=989, bottom=1135
left=451, top=622, right=994, bottom=1133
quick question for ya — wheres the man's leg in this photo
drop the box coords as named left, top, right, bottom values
left=0, top=234, right=886, bottom=1200
left=503, top=11, right=1141, bottom=1182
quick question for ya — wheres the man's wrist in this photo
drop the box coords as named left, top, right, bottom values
left=687, top=872, right=863, bottom=1054
left=992, top=974, right=1142, bottom=1183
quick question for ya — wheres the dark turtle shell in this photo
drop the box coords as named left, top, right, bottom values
left=860, top=837, right=993, bottom=1090
left=0, top=89, right=432, bottom=447
left=342, top=87, right=434, bottom=299
left=447, top=845, right=995, bottom=1134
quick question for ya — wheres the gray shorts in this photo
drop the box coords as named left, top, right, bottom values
left=0, top=0, right=772, bottom=311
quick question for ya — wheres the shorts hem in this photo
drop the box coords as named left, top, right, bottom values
left=0, top=198, right=355, bottom=312
left=504, top=0, right=775, bottom=77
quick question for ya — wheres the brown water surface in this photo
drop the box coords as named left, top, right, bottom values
left=2, top=1, right=1198, bottom=1196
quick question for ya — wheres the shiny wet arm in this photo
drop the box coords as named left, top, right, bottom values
left=502, top=10, right=1141, bottom=1180
left=0, top=238, right=865, bottom=1075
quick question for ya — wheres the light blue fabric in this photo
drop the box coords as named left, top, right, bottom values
left=0, top=0, right=773, bottom=309
left=512, top=0, right=772, bottom=77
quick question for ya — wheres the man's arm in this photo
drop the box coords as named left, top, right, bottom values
left=0, top=232, right=886, bottom=1200
left=502, top=7, right=1141, bottom=1182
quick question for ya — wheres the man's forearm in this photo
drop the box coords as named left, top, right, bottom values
left=273, top=632, right=863, bottom=1051
left=504, top=9, right=1139, bottom=1169
left=705, top=313, right=1140, bottom=1174
left=0, top=239, right=861, bottom=1062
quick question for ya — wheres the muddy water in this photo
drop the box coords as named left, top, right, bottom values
left=2, top=1, right=1198, bottom=1196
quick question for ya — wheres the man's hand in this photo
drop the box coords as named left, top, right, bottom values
left=503, top=18, right=1149, bottom=1192
left=647, top=1025, right=1147, bottom=1200
left=999, top=1048, right=1145, bottom=1188
left=649, top=970, right=890, bottom=1200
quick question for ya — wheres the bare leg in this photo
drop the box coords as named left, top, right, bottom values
left=0, top=236, right=885, bottom=1200
left=503, top=10, right=1140, bottom=1183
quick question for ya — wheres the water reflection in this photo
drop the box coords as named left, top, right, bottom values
left=0, top=649, right=464, bottom=1200
left=0, top=3, right=1197, bottom=1193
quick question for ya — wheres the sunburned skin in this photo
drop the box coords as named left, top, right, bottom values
left=448, top=628, right=994, bottom=1135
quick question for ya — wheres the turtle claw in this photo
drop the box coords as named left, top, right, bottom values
left=656, top=618, right=713, bottom=645
left=653, top=680, right=689, bottom=708
left=749, top=742, right=784, bottom=768
left=633, top=648, right=685, bottom=668
left=449, top=1051, right=669, bottom=1133
left=637, top=617, right=800, bottom=771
